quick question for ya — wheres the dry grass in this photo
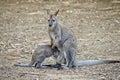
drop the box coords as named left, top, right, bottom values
left=0, top=0, right=120, bottom=80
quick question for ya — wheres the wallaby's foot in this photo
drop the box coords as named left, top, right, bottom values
left=35, top=63, right=47, bottom=69
left=52, top=64, right=64, bottom=70
left=42, top=63, right=62, bottom=70
left=62, top=64, right=74, bottom=70
left=51, top=63, right=61, bottom=68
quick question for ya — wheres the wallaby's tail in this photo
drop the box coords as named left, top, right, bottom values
left=73, top=60, right=120, bottom=67
left=14, top=61, right=34, bottom=67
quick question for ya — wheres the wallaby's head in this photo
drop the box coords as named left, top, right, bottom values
left=47, top=9, right=59, bottom=28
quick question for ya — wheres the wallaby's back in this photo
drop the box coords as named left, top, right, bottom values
left=32, top=45, right=53, bottom=62
left=60, top=27, right=77, bottom=48
left=14, top=45, right=56, bottom=68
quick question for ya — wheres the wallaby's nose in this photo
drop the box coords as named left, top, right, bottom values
left=49, top=24, right=52, bottom=27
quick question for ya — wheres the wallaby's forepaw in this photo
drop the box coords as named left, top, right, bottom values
left=51, top=45, right=55, bottom=49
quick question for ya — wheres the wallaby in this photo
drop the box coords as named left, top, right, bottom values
left=46, top=9, right=120, bottom=69
left=47, top=9, right=77, bottom=69
left=14, top=44, right=61, bottom=68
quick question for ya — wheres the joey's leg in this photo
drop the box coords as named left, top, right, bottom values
left=35, top=56, right=45, bottom=68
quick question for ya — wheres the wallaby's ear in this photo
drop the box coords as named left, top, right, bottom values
left=54, top=9, right=59, bottom=16
left=47, top=9, right=50, bottom=15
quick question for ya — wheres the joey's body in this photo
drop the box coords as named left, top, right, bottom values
left=14, top=45, right=59, bottom=68
left=47, top=10, right=77, bottom=69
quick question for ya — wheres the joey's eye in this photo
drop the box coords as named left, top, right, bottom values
left=52, top=20, right=55, bottom=22
left=48, top=20, right=50, bottom=21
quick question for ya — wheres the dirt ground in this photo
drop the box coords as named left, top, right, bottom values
left=0, top=0, right=120, bottom=80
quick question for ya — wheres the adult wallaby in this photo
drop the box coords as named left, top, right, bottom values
left=46, top=9, right=120, bottom=69
left=14, top=45, right=61, bottom=68
left=47, top=9, right=77, bottom=69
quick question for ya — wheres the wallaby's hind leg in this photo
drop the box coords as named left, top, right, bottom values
left=35, top=56, right=46, bottom=68
left=14, top=61, right=34, bottom=67
left=63, top=49, right=76, bottom=69
left=69, top=48, right=76, bottom=67
left=62, top=40, right=76, bottom=69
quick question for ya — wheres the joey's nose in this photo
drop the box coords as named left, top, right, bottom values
left=49, top=24, right=52, bottom=27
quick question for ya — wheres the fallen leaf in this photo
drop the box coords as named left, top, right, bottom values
left=7, top=57, right=18, bottom=61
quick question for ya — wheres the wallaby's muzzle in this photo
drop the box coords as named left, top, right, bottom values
left=49, top=24, right=52, bottom=27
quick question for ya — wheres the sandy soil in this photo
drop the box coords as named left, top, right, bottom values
left=0, top=0, right=120, bottom=80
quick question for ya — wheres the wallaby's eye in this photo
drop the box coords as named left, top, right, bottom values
left=48, top=20, right=50, bottom=21
left=52, top=20, right=55, bottom=22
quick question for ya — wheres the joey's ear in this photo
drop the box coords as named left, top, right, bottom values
left=47, top=9, right=50, bottom=15
left=54, top=9, right=59, bottom=16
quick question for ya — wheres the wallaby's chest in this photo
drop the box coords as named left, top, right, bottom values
left=49, top=31, right=57, bottom=40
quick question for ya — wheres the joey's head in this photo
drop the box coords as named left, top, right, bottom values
left=51, top=47, right=60, bottom=58
left=47, top=9, right=59, bottom=29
